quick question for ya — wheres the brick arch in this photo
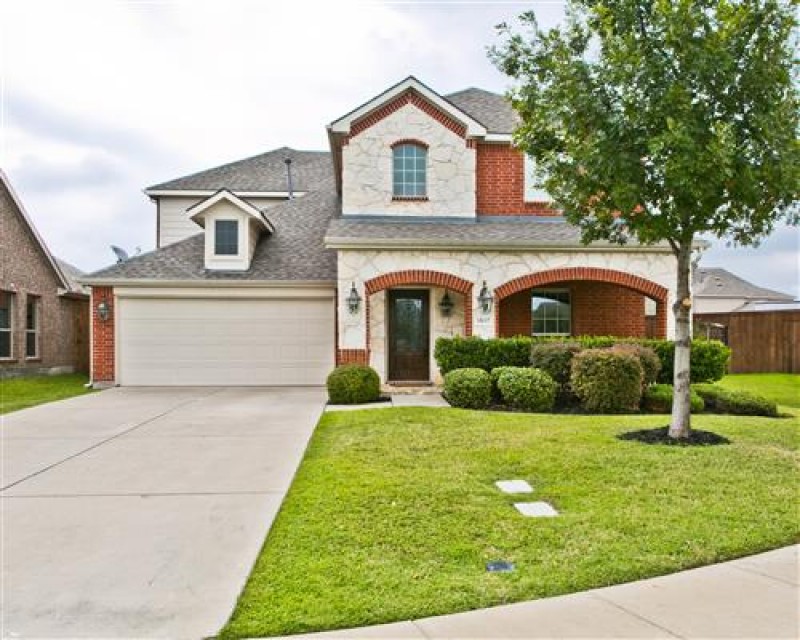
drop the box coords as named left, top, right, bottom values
left=365, top=270, right=474, bottom=337
left=495, top=267, right=667, bottom=302
left=494, top=267, right=668, bottom=339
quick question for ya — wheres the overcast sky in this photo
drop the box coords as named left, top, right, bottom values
left=2, top=0, right=797, bottom=296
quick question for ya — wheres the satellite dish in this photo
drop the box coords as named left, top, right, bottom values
left=111, top=245, right=129, bottom=263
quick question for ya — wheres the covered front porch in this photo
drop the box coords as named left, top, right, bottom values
left=335, top=251, right=675, bottom=384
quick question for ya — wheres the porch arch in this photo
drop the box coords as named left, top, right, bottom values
left=365, top=270, right=474, bottom=337
left=494, top=267, right=668, bottom=338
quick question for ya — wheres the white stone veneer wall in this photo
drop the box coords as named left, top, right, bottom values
left=339, top=249, right=677, bottom=381
left=342, top=103, right=476, bottom=217
left=369, top=286, right=466, bottom=383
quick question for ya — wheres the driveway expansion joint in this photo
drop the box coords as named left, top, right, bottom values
left=587, top=592, right=686, bottom=639
left=728, top=561, right=799, bottom=587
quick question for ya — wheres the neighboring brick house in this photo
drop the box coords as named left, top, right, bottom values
left=84, top=76, right=677, bottom=387
left=0, top=170, right=90, bottom=377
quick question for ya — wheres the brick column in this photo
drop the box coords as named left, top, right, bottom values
left=90, top=286, right=115, bottom=384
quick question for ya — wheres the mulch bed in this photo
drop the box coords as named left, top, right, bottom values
left=617, top=426, right=731, bottom=446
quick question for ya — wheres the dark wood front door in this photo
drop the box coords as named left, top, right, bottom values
left=388, top=290, right=430, bottom=382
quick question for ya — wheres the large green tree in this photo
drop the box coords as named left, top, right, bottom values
left=492, top=0, right=799, bottom=438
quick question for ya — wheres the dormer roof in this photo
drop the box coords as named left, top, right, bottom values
left=186, top=189, right=275, bottom=233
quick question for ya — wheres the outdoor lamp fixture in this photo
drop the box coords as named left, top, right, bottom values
left=346, top=282, right=362, bottom=314
left=97, top=301, right=111, bottom=322
left=477, top=281, right=494, bottom=314
left=439, top=290, right=454, bottom=317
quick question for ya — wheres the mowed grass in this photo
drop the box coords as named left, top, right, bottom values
left=0, top=374, right=93, bottom=414
left=221, top=406, right=799, bottom=638
left=717, top=373, right=800, bottom=410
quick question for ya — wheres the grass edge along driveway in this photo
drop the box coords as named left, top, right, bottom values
left=221, top=392, right=799, bottom=637
left=0, top=374, right=93, bottom=415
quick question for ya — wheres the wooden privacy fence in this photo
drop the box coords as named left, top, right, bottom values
left=695, top=310, right=799, bottom=374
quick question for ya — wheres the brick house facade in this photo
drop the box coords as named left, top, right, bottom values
left=85, top=77, right=676, bottom=387
left=1, top=171, right=89, bottom=377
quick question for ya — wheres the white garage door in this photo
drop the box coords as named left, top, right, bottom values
left=117, top=297, right=335, bottom=386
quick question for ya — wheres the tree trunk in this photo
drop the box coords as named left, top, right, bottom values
left=669, top=241, right=693, bottom=439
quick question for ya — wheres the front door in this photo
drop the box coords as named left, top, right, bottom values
left=388, top=289, right=430, bottom=382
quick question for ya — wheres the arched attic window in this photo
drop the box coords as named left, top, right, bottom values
left=392, top=140, right=428, bottom=199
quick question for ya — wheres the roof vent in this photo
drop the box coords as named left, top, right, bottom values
left=284, top=157, right=294, bottom=200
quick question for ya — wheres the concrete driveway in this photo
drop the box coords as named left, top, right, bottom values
left=1, top=386, right=326, bottom=639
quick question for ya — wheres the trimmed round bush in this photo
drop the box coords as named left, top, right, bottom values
left=642, top=384, right=704, bottom=413
left=490, top=366, right=519, bottom=400
left=693, top=384, right=778, bottom=417
left=613, top=343, right=661, bottom=386
left=570, top=348, right=644, bottom=413
left=326, top=365, right=380, bottom=404
left=443, top=368, right=491, bottom=409
left=496, top=367, right=557, bottom=412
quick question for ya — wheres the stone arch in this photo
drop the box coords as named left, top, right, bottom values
left=494, top=267, right=668, bottom=338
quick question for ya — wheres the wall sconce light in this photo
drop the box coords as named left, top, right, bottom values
left=97, top=301, right=111, bottom=322
left=439, top=290, right=454, bottom=317
left=346, top=282, right=362, bottom=314
left=477, top=281, right=494, bottom=314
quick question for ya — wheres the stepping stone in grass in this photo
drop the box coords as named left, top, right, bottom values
left=514, top=501, right=559, bottom=517
left=495, top=479, right=533, bottom=494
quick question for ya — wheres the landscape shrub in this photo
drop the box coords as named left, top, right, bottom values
left=613, top=343, right=661, bottom=386
left=642, top=384, right=704, bottom=413
left=693, top=384, right=778, bottom=417
left=443, top=368, right=492, bottom=409
left=437, top=337, right=730, bottom=384
left=496, top=367, right=557, bottom=412
left=490, top=366, right=519, bottom=400
left=570, top=348, right=644, bottom=413
left=435, top=336, right=531, bottom=374
left=529, top=342, right=582, bottom=387
left=326, top=365, right=381, bottom=405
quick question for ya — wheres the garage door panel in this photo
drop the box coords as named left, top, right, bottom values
left=118, top=298, right=334, bottom=386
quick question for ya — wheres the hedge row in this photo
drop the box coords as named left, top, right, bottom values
left=434, top=336, right=730, bottom=383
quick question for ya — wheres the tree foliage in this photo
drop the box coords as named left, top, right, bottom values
left=491, top=0, right=799, bottom=249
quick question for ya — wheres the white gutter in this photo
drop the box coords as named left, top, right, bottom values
left=80, top=278, right=337, bottom=288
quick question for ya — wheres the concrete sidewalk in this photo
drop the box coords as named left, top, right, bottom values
left=283, top=545, right=799, bottom=639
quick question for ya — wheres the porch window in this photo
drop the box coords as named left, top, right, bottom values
left=392, top=143, right=427, bottom=198
left=531, top=289, right=571, bottom=336
left=0, top=291, right=13, bottom=358
left=25, top=295, right=39, bottom=358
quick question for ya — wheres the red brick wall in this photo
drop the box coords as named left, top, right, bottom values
left=90, top=286, right=115, bottom=382
left=498, top=282, right=647, bottom=338
left=336, top=349, right=369, bottom=365
left=499, top=290, right=532, bottom=337
left=476, top=143, right=559, bottom=216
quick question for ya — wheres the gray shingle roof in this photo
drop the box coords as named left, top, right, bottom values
left=55, top=258, right=90, bottom=295
left=146, top=147, right=333, bottom=193
left=445, top=88, right=519, bottom=135
left=86, top=190, right=339, bottom=282
left=693, top=267, right=794, bottom=300
left=325, top=216, right=665, bottom=250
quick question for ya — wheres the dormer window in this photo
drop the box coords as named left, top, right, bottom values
left=392, top=142, right=427, bottom=199
left=214, top=220, right=239, bottom=255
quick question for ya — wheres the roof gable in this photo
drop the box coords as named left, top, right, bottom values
left=693, top=267, right=794, bottom=300
left=328, top=76, right=487, bottom=138
left=1, top=169, right=72, bottom=292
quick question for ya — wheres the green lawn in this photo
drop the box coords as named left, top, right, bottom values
left=221, top=407, right=799, bottom=638
left=717, top=373, right=799, bottom=409
left=0, top=374, right=93, bottom=414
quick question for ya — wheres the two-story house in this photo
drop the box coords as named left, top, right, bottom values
left=85, top=77, right=677, bottom=387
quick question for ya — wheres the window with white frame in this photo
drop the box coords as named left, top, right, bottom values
left=392, top=143, right=427, bottom=197
left=523, top=154, right=550, bottom=202
left=214, top=220, right=239, bottom=255
left=25, top=295, right=39, bottom=358
left=531, top=289, right=571, bottom=336
left=0, top=291, right=13, bottom=359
